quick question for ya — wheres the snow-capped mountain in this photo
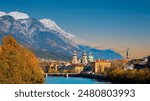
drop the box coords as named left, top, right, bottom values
left=39, top=18, right=78, bottom=48
left=8, top=11, right=30, bottom=20
left=40, top=19, right=75, bottom=39
left=0, top=11, right=29, bottom=20
left=0, top=11, right=7, bottom=17
left=0, top=11, right=123, bottom=60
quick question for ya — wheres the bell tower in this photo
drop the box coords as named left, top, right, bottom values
left=82, top=51, right=88, bottom=64
left=72, top=51, right=78, bottom=64
left=126, top=48, right=130, bottom=60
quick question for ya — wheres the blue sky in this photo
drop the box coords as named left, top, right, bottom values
left=0, top=0, right=150, bottom=58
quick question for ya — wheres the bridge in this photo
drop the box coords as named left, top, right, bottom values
left=45, top=73, right=80, bottom=78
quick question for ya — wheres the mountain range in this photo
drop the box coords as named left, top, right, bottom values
left=0, top=11, right=123, bottom=61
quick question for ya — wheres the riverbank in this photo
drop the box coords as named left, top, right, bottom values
left=107, top=68, right=150, bottom=84
left=45, top=73, right=111, bottom=83
left=45, top=72, right=150, bottom=84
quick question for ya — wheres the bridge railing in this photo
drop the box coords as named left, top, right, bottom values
left=45, top=73, right=80, bottom=78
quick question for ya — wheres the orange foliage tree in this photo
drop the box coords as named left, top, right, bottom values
left=0, top=35, right=44, bottom=84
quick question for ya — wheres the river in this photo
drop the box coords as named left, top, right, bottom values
left=45, top=76, right=110, bottom=84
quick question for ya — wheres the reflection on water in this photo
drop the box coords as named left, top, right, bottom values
left=45, top=76, right=109, bottom=84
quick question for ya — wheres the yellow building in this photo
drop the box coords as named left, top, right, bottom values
left=72, top=64, right=84, bottom=73
left=90, top=60, right=111, bottom=74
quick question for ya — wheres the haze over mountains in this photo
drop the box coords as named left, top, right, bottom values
left=0, top=11, right=123, bottom=60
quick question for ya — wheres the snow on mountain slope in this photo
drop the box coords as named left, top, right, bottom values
left=0, top=11, right=7, bottom=17
left=40, top=19, right=75, bottom=39
left=0, top=11, right=79, bottom=49
left=0, top=11, right=29, bottom=20
left=8, top=11, right=29, bottom=20
left=0, top=11, right=74, bottom=38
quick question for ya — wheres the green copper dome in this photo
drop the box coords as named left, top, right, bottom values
left=88, top=52, right=94, bottom=60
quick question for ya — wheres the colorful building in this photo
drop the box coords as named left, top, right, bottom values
left=90, top=60, right=111, bottom=74
left=72, top=64, right=84, bottom=73
left=61, top=64, right=84, bottom=73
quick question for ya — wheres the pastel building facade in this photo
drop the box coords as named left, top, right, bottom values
left=90, top=60, right=111, bottom=74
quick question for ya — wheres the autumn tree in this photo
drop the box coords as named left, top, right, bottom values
left=107, top=68, right=150, bottom=83
left=111, top=60, right=128, bottom=69
left=0, top=35, right=44, bottom=84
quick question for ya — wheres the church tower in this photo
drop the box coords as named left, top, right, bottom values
left=88, top=52, right=94, bottom=62
left=126, top=48, right=130, bottom=60
left=72, top=51, right=78, bottom=64
left=82, top=51, right=88, bottom=64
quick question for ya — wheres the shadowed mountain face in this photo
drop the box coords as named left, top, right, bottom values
left=0, top=11, right=123, bottom=61
left=78, top=45, right=122, bottom=60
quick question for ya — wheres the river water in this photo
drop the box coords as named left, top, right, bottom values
left=45, top=76, right=109, bottom=84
